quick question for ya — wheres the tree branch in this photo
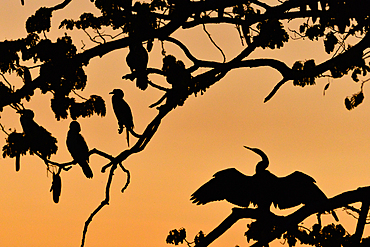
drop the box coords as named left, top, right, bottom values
left=353, top=200, right=370, bottom=244
left=196, top=186, right=370, bottom=247
left=81, top=163, right=117, bottom=247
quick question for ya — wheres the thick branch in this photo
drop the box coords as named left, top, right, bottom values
left=353, top=200, right=370, bottom=244
left=197, top=186, right=370, bottom=247
left=264, top=33, right=370, bottom=102
left=101, top=103, right=172, bottom=172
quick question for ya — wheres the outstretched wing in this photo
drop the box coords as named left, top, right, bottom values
left=273, top=171, right=327, bottom=210
left=191, top=168, right=254, bottom=207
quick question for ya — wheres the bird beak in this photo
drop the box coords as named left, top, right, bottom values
left=109, top=91, right=114, bottom=94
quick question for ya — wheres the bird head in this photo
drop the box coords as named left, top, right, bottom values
left=69, top=121, right=81, bottom=132
left=18, top=109, right=35, bottom=119
left=244, top=146, right=269, bottom=174
left=109, top=89, right=124, bottom=98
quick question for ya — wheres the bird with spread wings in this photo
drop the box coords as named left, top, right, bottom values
left=191, top=146, right=338, bottom=221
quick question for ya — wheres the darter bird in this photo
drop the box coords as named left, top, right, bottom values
left=66, top=121, right=93, bottom=178
left=110, top=89, right=135, bottom=146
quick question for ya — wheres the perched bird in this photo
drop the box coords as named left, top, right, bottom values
left=110, top=89, right=135, bottom=146
left=66, top=121, right=93, bottom=178
left=126, top=42, right=149, bottom=90
left=19, top=109, right=58, bottom=159
left=191, top=146, right=338, bottom=221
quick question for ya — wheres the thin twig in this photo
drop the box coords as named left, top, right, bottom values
left=83, top=29, right=102, bottom=45
left=81, top=164, right=117, bottom=247
left=118, top=163, right=130, bottom=193
left=202, top=23, right=226, bottom=63
left=0, top=73, right=13, bottom=89
left=72, top=89, right=89, bottom=101
left=0, top=123, right=9, bottom=135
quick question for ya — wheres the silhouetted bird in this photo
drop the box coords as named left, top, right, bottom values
left=191, top=146, right=338, bottom=221
left=126, top=42, right=149, bottom=90
left=110, top=89, right=135, bottom=146
left=19, top=109, right=58, bottom=159
left=66, top=121, right=93, bottom=178
left=50, top=172, right=62, bottom=203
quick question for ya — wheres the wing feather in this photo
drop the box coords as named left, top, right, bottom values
left=273, top=171, right=327, bottom=209
left=191, top=168, right=253, bottom=207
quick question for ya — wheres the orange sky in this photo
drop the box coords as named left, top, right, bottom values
left=0, top=1, right=369, bottom=247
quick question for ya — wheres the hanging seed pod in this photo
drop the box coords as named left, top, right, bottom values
left=50, top=172, right=62, bottom=203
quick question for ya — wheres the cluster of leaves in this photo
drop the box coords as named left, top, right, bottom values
left=245, top=219, right=279, bottom=243
left=2, top=131, right=29, bottom=159
left=283, top=223, right=370, bottom=247
left=294, top=0, right=370, bottom=111
left=245, top=220, right=370, bottom=247
left=0, top=33, right=38, bottom=74
left=26, top=7, right=52, bottom=33
left=345, top=90, right=364, bottom=110
left=298, top=0, right=370, bottom=39
left=232, top=3, right=259, bottom=45
left=51, top=94, right=106, bottom=121
left=166, top=228, right=204, bottom=247
left=60, top=1, right=160, bottom=34
left=0, top=81, right=14, bottom=111
left=292, top=59, right=317, bottom=87
left=3, top=127, right=58, bottom=160
left=255, top=19, right=289, bottom=49
left=166, top=228, right=187, bottom=245
left=0, top=29, right=107, bottom=119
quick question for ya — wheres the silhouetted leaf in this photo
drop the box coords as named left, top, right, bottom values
left=345, top=91, right=364, bottom=110
left=305, top=24, right=324, bottom=40
left=51, top=96, right=75, bottom=120
left=351, top=68, right=362, bottom=82
left=256, top=19, right=289, bottom=49
left=166, top=228, right=186, bottom=245
left=2, top=131, right=28, bottom=159
left=69, top=95, right=106, bottom=120
left=26, top=7, right=52, bottom=33
left=324, top=32, right=338, bottom=54
left=194, top=230, right=204, bottom=246
left=323, top=82, right=330, bottom=95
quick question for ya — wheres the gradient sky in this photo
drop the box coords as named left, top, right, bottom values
left=0, top=1, right=369, bottom=247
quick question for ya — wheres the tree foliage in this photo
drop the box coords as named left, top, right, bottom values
left=1, top=0, right=370, bottom=246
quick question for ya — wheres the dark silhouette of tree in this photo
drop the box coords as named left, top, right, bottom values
left=0, top=0, right=370, bottom=246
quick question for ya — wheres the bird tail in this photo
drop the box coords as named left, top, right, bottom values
left=80, top=161, right=93, bottom=179
left=128, top=128, right=141, bottom=138
left=126, top=128, right=130, bottom=146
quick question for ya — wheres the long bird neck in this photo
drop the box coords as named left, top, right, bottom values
left=255, top=161, right=269, bottom=174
